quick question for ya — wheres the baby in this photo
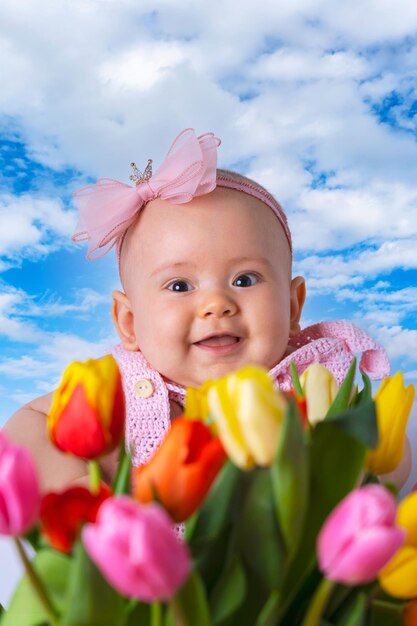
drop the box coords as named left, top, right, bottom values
left=3, top=129, right=411, bottom=490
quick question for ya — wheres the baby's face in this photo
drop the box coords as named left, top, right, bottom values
left=114, top=187, right=305, bottom=388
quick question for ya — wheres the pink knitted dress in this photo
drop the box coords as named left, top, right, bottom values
left=112, top=320, right=389, bottom=468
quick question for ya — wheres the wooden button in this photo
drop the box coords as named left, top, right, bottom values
left=134, top=378, right=154, bottom=398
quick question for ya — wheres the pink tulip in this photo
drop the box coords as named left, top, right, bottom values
left=317, top=485, right=405, bottom=585
left=83, top=496, right=190, bottom=601
left=0, top=432, right=41, bottom=535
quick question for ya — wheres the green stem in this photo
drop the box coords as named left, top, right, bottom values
left=88, top=459, right=101, bottom=495
left=13, top=537, right=60, bottom=626
left=151, top=601, right=162, bottom=626
left=169, top=597, right=187, bottom=626
left=301, top=578, right=335, bottom=626
left=112, top=439, right=132, bottom=495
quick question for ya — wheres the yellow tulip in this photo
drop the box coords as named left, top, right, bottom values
left=365, top=372, right=415, bottom=475
left=299, top=363, right=339, bottom=425
left=205, top=365, right=287, bottom=469
left=184, top=381, right=212, bottom=423
left=379, top=492, right=417, bottom=598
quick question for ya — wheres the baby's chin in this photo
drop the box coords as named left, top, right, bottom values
left=175, top=357, right=284, bottom=388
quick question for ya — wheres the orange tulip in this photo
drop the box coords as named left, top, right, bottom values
left=133, top=418, right=226, bottom=522
left=404, top=600, right=417, bottom=626
left=48, top=355, right=125, bottom=459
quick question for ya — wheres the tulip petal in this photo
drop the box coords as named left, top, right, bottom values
left=318, top=485, right=397, bottom=574
left=133, top=418, right=226, bottom=521
left=300, top=363, right=338, bottom=425
left=48, top=356, right=125, bottom=459
left=208, top=379, right=253, bottom=469
left=366, top=373, right=415, bottom=475
left=397, top=492, right=417, bottom=549
left=237, top=378, right=285, bottom=466
left=0, top=435, right=40, bottom=535
left=324, top=526, right=405, bottom=584
left=379, top=546, right=417, bottom=598
left=83, top=497, right=190, bottom=601
left=40, top=484, right=111, bottom=552
left=53, top=383, right=108, bottom=458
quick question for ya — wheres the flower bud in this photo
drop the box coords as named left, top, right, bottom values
left=48, top=355, right=125, bottom=459
left=318, top=485, right=405, bottom=585
left=83, top=497, right=190, bottom=601
left=40, top=484, right=111, bottom=552
left=0, top=433, right=41, bottom=535
left=366, top=372, right=415, bottom=475
left=133, top=418, right=226, bottom=522
left=300, top=363, right=339, bottom=425
left=379, top=491, right=417, bottom=598
left=207, top=366, right=287, bottom=469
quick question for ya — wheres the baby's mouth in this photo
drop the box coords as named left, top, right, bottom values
left=195, top=335, right=240, bottom=347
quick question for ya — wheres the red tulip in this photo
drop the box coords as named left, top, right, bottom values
left=48, top=355, right=125, bottom=459
left=133, top=418, right=226, bottom=522
left=40, top=484, right=111, bottom=552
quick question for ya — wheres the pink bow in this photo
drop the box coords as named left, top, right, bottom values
left=72, top=129, right=221, bottom=259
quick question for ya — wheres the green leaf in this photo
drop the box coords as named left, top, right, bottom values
left=290, top=361, right=303, bottom=397
left=337, top=592, right=367, bottom=626
left=185, top=461, right=243, bottom=545
left=112, top=438, right=132, bottom=495
left=355, top=372, right=373, bottom=406
left=326, top=358, right=357, bottom=418
left=325, top=400, right=378, bottom=449
left=279, top=422, right=366, bottom=622
left=23, top=527, right=42, bottom=553
left=209, top=556, right=246, bottom=625
left=167, top=571, right=212, bottom=626
left=255, top=591, right=281, bottom=626
left=2, top=549, right=70, bottom=626
left=270, top=402, right=308, bottom=560
left=369, top=599, right=405, bottom=626
left=236, top=469, right=286, bottom=591
left=61, top=541, right=125, bottom=626
left=125, top=601, right=152, bottom=626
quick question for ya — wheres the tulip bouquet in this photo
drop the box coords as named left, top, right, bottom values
left=0, top=355, right=416, bottom=626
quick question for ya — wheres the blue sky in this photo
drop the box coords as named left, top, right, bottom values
left=0, top=1, right=416, bottom=452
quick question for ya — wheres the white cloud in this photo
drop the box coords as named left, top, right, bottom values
left=0, top=193, right=76, bottom=260
left=371, top=325, right=417, bottom=362
left=250, top=49, right=369, bottom=83
left=296, top=238, right=417, bottom=288
left=292, top=185, right=417, bottom=252
left=99, top=41, right=189, bottom=92
left=0, top=285, right=112, bottom=343
left=21, top=288, right=109, bottom=318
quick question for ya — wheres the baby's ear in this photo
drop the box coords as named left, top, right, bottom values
left=289, top=276, right=306, bottom=337
left=111, top=290, right=139, bottom=351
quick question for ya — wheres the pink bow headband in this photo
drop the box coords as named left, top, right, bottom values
left=72, top=128, right=292, bottom=260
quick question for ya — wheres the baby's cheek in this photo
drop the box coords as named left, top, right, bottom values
left=259, top=314, right=291, bottom=367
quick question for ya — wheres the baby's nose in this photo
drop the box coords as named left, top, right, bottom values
left=197, top=291, right=238, bottom=319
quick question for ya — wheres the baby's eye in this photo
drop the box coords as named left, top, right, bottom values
left=166, top=280, right=193, bottom=292
left=232, top=273, right=259, bottom=288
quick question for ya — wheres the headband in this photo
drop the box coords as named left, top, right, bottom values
left=72, top=128, right=292, bottom=260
